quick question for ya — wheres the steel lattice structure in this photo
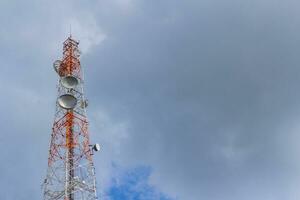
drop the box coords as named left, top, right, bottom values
left=43, top=36, right=99, bottom=200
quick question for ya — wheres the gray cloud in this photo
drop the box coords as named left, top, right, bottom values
left=1, top=0, right=300, bottom=199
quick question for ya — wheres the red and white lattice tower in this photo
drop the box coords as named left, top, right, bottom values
left=43, top=36, right=100, bottom=200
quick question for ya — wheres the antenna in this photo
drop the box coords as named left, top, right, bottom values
left=69, top=24, right=72, bottom=38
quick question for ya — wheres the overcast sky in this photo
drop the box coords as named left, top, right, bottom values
left=1, top=0, right=300, bottom=199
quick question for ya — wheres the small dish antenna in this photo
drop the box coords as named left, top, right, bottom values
left=93, top=143, right=101, bottom=152
left=57, top=94, right=77, bottom=109
left=74, top=49, right=81, bottom=57
left=80, top=99, right=88, bottom=109
left=61, top=76, right=79, bottom=89
left=53, top=60, right=62, bottom=74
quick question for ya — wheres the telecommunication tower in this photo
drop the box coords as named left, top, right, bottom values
left=43, top=36, right=100, bottom=200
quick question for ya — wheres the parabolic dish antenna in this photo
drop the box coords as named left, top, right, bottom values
left=61, top=76, right=79, bottom=89
left=57, top=94, right=77, bottom=109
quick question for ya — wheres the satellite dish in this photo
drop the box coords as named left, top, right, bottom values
left=61, top=76, right=79, bottom=89
left=93, top=143, right=101, bottom=152
left=57, top=94, right=77, bottom=109
left=53, top=60, right=61, bottom=74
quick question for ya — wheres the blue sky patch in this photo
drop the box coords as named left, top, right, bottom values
left=106, top=165, right=173, bottom=200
